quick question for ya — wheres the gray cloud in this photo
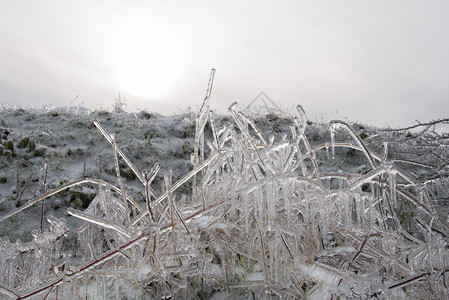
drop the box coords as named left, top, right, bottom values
left=0, top=1, right=448, bottom=127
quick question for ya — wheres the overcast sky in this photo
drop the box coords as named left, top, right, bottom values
left=1, top=1, right=448, bottom=127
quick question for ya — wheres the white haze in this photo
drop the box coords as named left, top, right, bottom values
left=0, top=0, right=448, bottom=127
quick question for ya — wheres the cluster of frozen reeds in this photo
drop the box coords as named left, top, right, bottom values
left=1, top=69, right=449, bottom=299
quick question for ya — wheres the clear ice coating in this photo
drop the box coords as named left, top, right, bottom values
left=1, top=69, right=449, bottom=299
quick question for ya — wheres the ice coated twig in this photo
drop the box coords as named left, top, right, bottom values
left=199, top=204, right=232, bottom=233
left=209, top=110, right=220, bottom=150
left=381, top=117, right=449, bottom=132
left=335, top=232, right=381, bottom=288
left=94, top=120, right=145, bottom=184
left=15, top=232, right=150, bottom=299
left=387, top=271, right=431, bottom=289
left=165, top=171, right=177, bottom=232
left=343, top=165, right=389, bottom=192
left=193, top=68, right=215, bottom=172
left=0, top=283, right=20, bottom=297
left=40, top=159, right=48, bottom=232
left=294, top=112, right=321, bottom=181
left=143, top=163, right=160, bottom=222
left=280, top=233, right=294, bottom=260
left=192, top=69, right=218, bottom=204
left=237, top=111, right=269, bottom=146
left=236, top=134, right=259, bottom=180
left=68, top=208, right=132, bottom=238
left=203, top=69, right=215, bottom=110
left=0, top=178, right=139, bottom=222
left=129, top=149, right=223, bottom=226
left=172, top=201, right=190, bottom=235
left=342, top=230, right=411, bottom=272
left=329, top=120, right=377, bottom=169
left=229, top=102, right=266, bottom=168
left=111, top=134, right=130, bottom=224
left=222, top=257, right=231, bottom=296
left=16, top=171, right=33, bottom=207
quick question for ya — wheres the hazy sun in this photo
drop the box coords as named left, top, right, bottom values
left=113, top=54, right=176, bottom=100
left=96, top=15, right=185, bottom=101
left=112, top=43, right=182, bottom=100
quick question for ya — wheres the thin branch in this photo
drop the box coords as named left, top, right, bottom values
left=381, top=118, right=449, bottom=132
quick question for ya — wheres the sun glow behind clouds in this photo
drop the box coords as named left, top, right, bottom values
left=1, top=1, right=449, bottom=125
left=110, top=40, right=181, bottom=100
left=91, top=7, right=187, bottom=101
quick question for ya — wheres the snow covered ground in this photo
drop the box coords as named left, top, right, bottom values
left=0, top=101, right=448, bottom=299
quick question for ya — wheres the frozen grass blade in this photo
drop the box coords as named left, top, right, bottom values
left=67, top=208, right=132, bottom=238
left=193, top=68, right=216, bottom=188
left=329, top=120, right=377, bottom=169
left=111, top=134, right=130, bottom=224
left=229, top=102, right=266, bottom=168
left=237, top=111, right=268, bottom=146
left=0, top=178, right=132, bottom=222
left=143, top=163, right=160, bottom=222
left=128, top=149, right=223, bottom=227
left=94, top=120, right=145, bottom=184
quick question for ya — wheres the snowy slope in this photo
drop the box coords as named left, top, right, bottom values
left=0, top=103, right=448, bottom=299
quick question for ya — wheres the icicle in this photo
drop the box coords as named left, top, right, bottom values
left=296, top=105, right=307, bottom=133
left=284, top=179, right=292, bottom=228
left=264, top=183, right=272, bottom=231
left=325, top=142, right=330, bottom=159
left=382, top=141, right=389, bottom=164
left=243, top=193, right=249, bottom=236
left=209, top=110, right=219, bottom=150
left=329, top=121, right=337, bottom=160
left=389, top=166, right=398, bottom=208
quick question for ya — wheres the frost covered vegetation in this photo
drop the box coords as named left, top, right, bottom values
left=1, top=72, right=449, bottom=299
